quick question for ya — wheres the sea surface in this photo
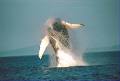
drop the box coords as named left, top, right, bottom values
left=0, top=51, right=120, bottom=81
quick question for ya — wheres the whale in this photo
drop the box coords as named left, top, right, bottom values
left=38, top=18, right=85, bottom=67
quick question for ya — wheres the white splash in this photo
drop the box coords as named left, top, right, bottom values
left=56, top=49, right=87, bottom=67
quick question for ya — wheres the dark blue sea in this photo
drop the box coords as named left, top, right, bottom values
left=0, top=51, right=120, bottom=81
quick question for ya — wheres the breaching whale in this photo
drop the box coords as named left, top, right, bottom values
left=38, top=18, right=85, bottom=67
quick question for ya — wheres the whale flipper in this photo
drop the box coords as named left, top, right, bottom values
left=39, top=36, right=49, bottom=59
left=62, top=20, right=85, bottom=29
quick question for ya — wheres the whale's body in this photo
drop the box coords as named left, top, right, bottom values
left=48, top=20, right=70, bottom=53
left=39, top=18, right=85, bottom=67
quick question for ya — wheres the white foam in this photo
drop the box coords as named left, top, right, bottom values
left=56, top=49, right=86, bottom=67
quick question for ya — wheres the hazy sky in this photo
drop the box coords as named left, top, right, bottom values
left=0, top=0, right=120, bottom=52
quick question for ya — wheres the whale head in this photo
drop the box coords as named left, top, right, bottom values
left=46, top=18, right=85, bottom=33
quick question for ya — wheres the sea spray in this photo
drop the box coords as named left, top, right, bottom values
left=49, top=47, right=87, bottom=67
left=57, top=49, right=77, bottom=67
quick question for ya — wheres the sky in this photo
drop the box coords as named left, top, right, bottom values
left=0, top=0, right=120, bottom=54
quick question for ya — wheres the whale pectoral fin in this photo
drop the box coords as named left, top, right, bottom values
left=39, top=36, right=49, bottom=59
left=61, top=20, right=85, bottom=29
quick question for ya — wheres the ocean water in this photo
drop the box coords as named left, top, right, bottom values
left=0, top=51, right=120, bottom=81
